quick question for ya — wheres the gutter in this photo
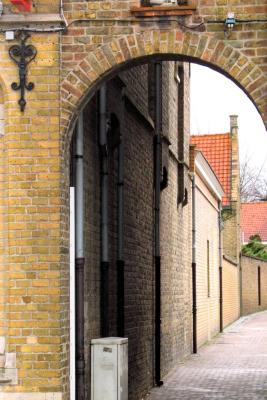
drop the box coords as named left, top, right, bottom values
left=154, top=62, right=163, bottom=387
left=117, top=108, right=125, bottom=337
left=99, top=84, right=110, bottom=337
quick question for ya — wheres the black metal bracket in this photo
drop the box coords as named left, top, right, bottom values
left=9, top=31, right=37, bottom=112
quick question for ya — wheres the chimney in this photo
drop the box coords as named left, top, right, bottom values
left=230, top=114, right=238, bottom=134
left=189, top=144, right=196, bottom=173
left=229, top=115, right=239, bottom=202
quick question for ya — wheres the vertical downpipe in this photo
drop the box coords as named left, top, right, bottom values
left=218, top=202, right=223, bottom=332
left=239, top=253, right=243, bottom=316
left=191, top=173, right=197, bottom=353
left=117, top=119, right=125, bottom=337
left=99, top=84, right=110, bottom=337
left=75, top=113, right=85, bottom=400
left=154, top=62, right=163, bottom=386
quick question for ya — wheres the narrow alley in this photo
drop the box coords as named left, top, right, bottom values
left=148, top=311, right=267, bottom=400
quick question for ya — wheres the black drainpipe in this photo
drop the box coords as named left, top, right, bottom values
left=219, top=202, right=223, bottom=332
left=191, top=172, right=197, bottom=353
left=99, top=84, right=110, bottom=337
left=117, top=110, right=125, bottom=337
left=154, top=62, right=163, bottom=387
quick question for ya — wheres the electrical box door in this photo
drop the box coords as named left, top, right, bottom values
left=91, top=337, right=128, bottom=400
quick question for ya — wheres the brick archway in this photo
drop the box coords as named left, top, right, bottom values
left=61, top=29, right=267, bottom=142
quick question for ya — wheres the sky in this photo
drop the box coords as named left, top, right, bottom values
left=190, top=64, right=267, bottom=175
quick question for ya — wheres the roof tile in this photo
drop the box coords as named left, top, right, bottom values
left=191, top=133, right=231, bottom=205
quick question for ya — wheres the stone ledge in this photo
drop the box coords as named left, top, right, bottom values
left=0, top=394, right=62, bottom=400
left=130, top=5, right=196, bottom=17
left=0, top=13, right=64, bottom=28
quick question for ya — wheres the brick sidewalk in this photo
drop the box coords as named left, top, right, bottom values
left=147, top=311, right=267, bottom=400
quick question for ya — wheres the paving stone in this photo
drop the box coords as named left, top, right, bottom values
left=147, top=311, right=267, bottom=400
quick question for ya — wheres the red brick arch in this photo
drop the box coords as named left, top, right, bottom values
left=61, top=29, right=267, bottom=143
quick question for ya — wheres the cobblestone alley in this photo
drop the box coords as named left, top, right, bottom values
left=147, top=311, right=267, bottom=400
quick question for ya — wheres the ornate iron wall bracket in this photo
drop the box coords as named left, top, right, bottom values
left=9, top=31, right=37, bottom=112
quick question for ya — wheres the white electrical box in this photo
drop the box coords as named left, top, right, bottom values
left=91, top=337, right=128, bottom=400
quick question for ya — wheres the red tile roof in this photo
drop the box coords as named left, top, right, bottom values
left=190, top=133, right=231, bottom=206
left=241, top=202, right=267, bottom=243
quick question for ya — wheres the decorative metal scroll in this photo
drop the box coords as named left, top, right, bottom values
left=9, top=31, right=37, bottom=112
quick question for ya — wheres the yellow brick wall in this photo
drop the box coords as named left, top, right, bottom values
left=0, top=31, right=65, bottom=397
left=241, top=255, right=267, bottom=316
left=222, top=257, right=240, bottom=328
left=0, top=83, right=8, bottom=340
left=195, top=174, right=220, bottom=348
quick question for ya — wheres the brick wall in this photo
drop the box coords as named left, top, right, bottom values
left=223, top=211, right=240, bottom=262
left=161, top=62, right=192, bottom=374
left=220, top=117, right=241, bottom=328
left=222, top=257, right=240, bottom=328
left=0, top=88, right=4, bottom=136
left=80, top=61, right=192, bottom=400
left=222, top=117, right=241, bottom=263
left=241, top=255, right=267, bottom=316
left=0, top=30, right=64, bottom=398
left=82, top=75, right=155, bottom=399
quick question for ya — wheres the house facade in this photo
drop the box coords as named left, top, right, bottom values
left=191, top=116, right=241, bottom=329
left=191, top=115, right=241, bottom=263
left=190, top=146, right=223, bottom=349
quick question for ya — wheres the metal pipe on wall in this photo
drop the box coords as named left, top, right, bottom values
left=99, top=83, right=110, bottom=337
left=218, top=202, right=223, bottom=332
left=154, top=62, right=163, bottom=386
left=239, top=253, right=243, bottom=317
left=117, top=127, right=125, bottom=337
left=75, top=113, right=85, bottom=400
left=191, top=173, right=197, bottom=354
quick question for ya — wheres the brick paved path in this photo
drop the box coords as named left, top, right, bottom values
left=147, top=311, right=267, bottom=400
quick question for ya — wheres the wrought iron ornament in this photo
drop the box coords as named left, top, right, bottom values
left=9, top=31, right=37, bottom=112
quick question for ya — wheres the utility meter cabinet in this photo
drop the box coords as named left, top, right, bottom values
left=91, top=337, right=128, bottom=400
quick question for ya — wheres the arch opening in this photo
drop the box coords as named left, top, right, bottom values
left=67, top=56, right=255, bottom=399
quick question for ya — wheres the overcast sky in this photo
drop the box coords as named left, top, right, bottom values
left=190, top=64, right=267, bottom=175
